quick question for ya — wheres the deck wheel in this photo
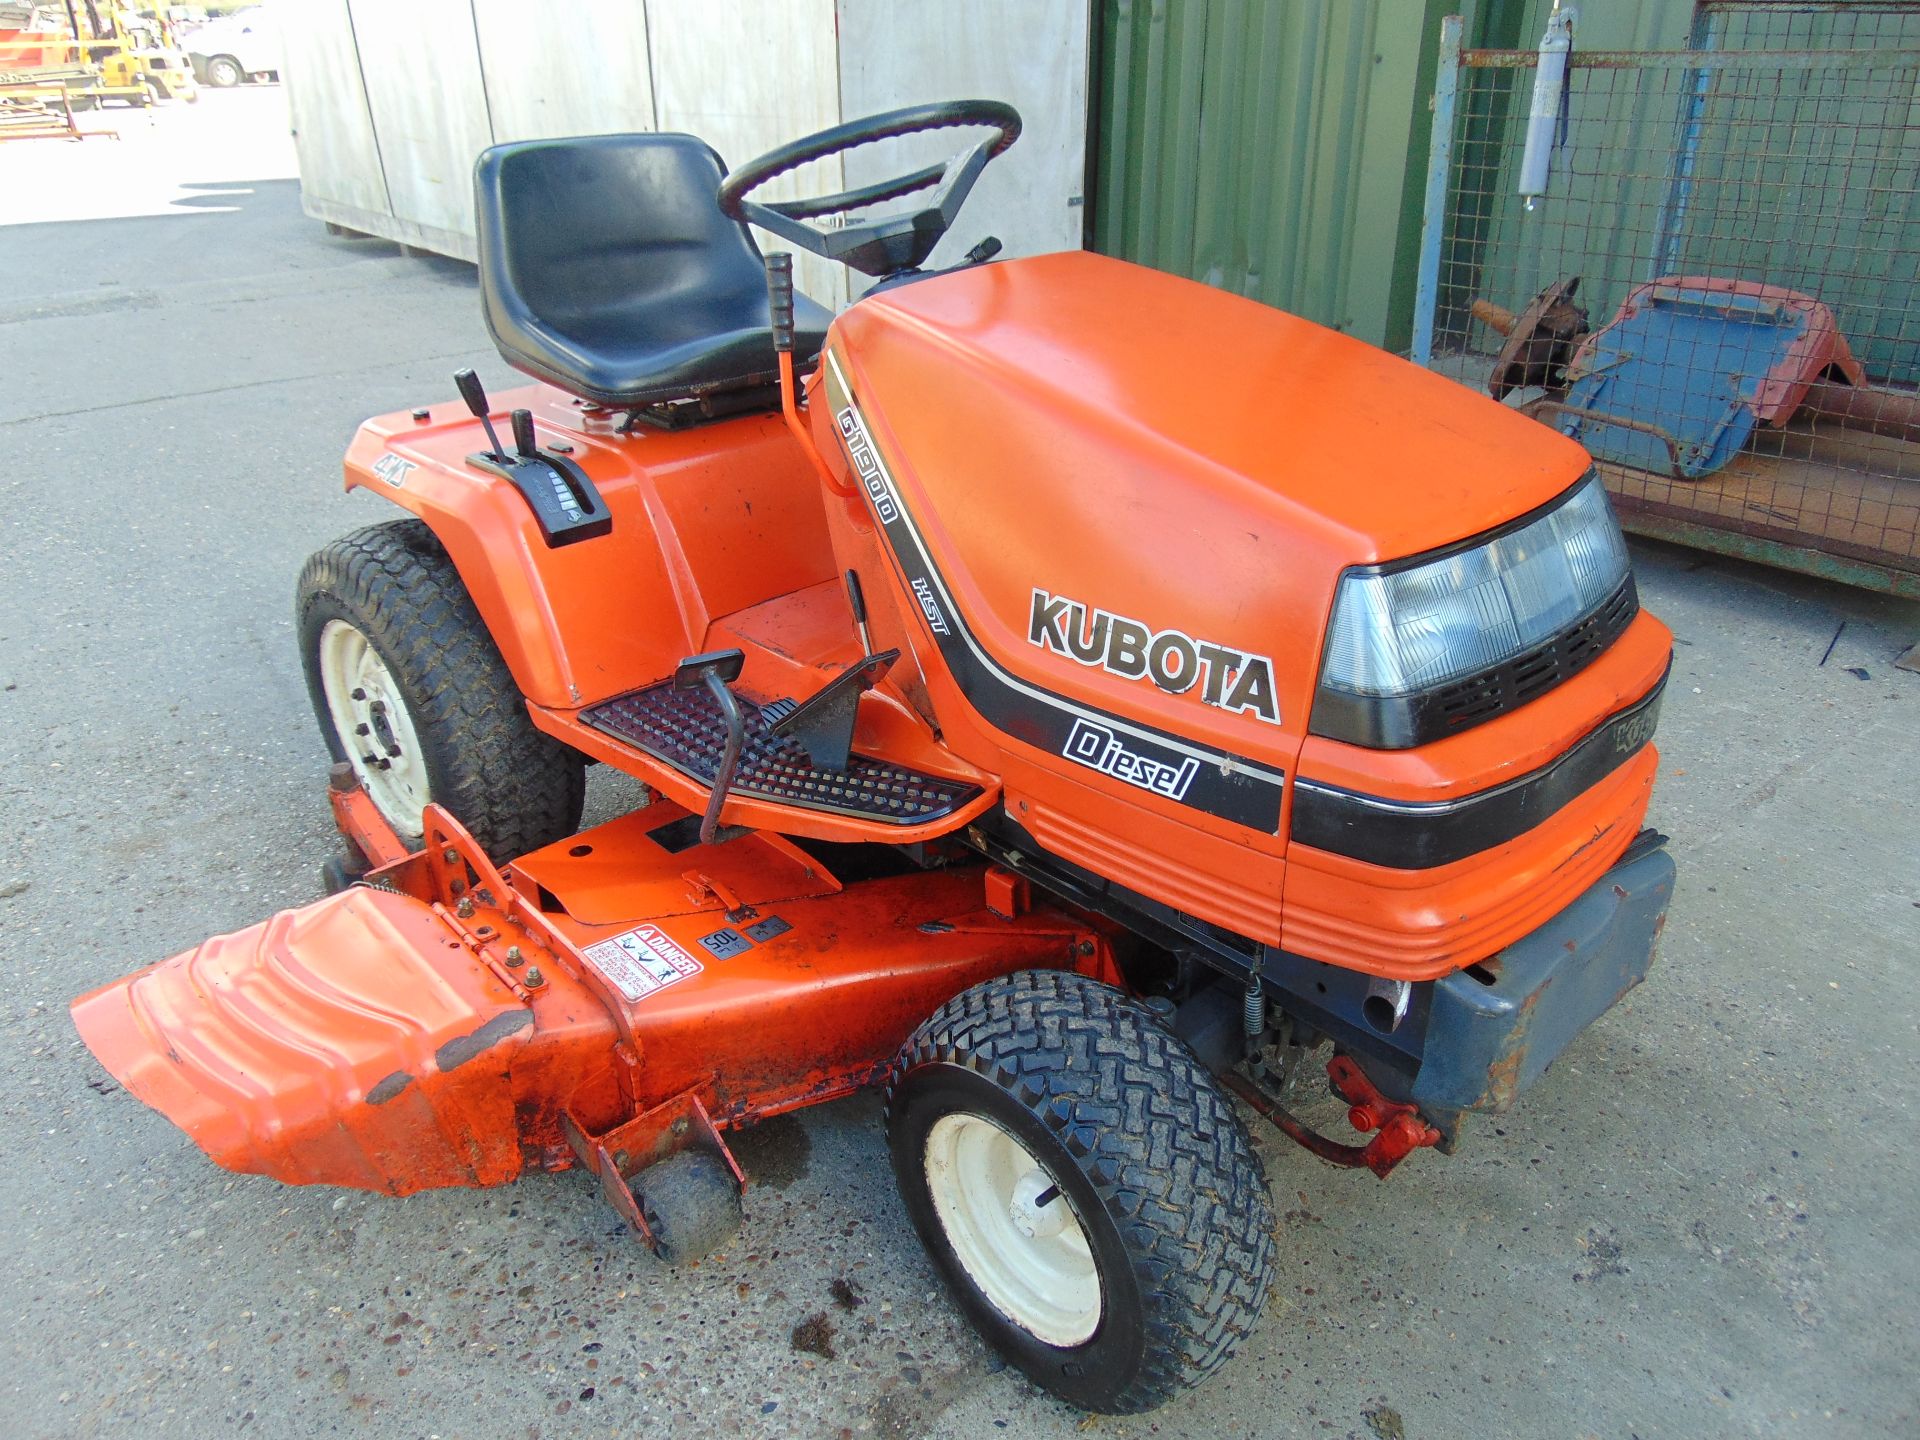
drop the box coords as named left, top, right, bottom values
left=631, top=1150, right=742, bottom=1265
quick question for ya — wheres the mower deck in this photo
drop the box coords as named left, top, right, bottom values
left=71, top=796, right=1113, bottom=1203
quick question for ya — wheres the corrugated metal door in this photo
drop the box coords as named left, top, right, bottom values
left=1091, top=0, right=1450, bottom=350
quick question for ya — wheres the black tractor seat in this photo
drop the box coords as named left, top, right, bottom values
left=474, top=133, right=832, bottom=412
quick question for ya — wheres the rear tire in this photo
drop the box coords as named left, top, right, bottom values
left=885, top=970, right=1276, bottom=1413
left=205, top=55, right=243, bottom=87
left=296, top=518, right=585, bottom=864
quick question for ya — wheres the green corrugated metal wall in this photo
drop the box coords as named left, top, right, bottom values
left=1090, top=0, right=1452, bottom=351
left=1095, top=0, right=1919, bottom=376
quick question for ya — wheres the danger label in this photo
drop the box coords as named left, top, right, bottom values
left=581, top=924, right=703, bottom=1002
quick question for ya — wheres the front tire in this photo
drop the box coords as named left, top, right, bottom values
left=205, top=55, right=243, bottom=87
left=885, top=970, right=1276, bottom=1413
left=296, top=519, right=585, bottom=864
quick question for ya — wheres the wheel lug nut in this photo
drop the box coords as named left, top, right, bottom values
left=351, top=687, right=366, bottom=701
left=354, top=723, right=370, bottom=736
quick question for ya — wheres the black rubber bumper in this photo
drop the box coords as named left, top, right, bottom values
left=1408, top=838, right=1676, bottom=1117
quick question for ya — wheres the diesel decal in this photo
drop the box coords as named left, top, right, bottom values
left=835, top=406, right=899, bottom=524
left=1065, top=718, right=1199, bottom=801
left=1029, top=589, right=1281, bottom=725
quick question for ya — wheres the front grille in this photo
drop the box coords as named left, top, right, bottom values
left=1430, top=577, right=1639, bottom=732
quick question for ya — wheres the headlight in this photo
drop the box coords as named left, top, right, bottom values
left=1311, top=474, right=1635, bottom=749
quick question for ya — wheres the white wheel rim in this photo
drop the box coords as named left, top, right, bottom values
left=317, top=619, right=430, bottom=839
left=924, top=1112, right=1102, bottom=1347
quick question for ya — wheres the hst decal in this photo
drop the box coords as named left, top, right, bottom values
left=1028, top=588, right=1281, bottom=725
left=910, top=575, right=951, bottom=636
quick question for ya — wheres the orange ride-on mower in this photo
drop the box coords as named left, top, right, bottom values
left=72, top=102, right=1676, bottom=1413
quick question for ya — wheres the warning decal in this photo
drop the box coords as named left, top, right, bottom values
left=581, top=923, right=704, bottom=1002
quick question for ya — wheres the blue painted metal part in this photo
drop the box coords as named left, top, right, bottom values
left=1409, top=841, right=1675, bottom=1117
left=1254, top=837, right=1674, bottom=1137
left=1559, top=286, right=1809, bottom=477
left=1410, top=13, right=1462, bottom=368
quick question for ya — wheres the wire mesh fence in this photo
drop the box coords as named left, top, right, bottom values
left=1414, top=1, right=1920, bottom=592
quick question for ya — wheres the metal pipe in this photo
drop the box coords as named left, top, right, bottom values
left=1410, top=14, right=1463, bottom=368
left=1362, top=977, right=1412, bottom=1034
left=698, top=673, right=745, bottom=847
left=1649, top=5, right=1719, bottom=278
left=1801, top=380, right=1920, bottom=445
left=1517, top=5, right=1576, bottom=209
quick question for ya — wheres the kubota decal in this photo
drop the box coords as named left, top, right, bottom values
left=582, top=924, right=702, bottom=1002
left=822, top=349, right=1286, bottom=833
left=1028, top=589, right=1281, bottom=724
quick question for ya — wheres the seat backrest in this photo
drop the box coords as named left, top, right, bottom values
left=474, top=133, right=768, bottom=361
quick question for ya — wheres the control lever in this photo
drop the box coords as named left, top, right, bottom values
left=510, top=407, right=538, bottom=457
left=844, top=568, right=872, bottom=655
left=455, top=371, right=612, bottom=548
left=453, top=367, right=507, bottom=459
left=673, top=649, right=748, bottom=845
left=766, top=252, right=795, bottom=354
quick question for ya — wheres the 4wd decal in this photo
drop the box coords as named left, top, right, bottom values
left=1029, top=589, right=1281, bottom=725
left=822, top=349, right=1287, bottom=834
left=370, top=453, right=415, bottom=488
left=581, top=924, right=702, bottom=1003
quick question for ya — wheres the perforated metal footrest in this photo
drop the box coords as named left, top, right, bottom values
left=584, top=681, right=980, bottom=825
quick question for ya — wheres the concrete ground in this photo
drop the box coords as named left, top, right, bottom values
left=2, top=89, right=1916, bottom=1440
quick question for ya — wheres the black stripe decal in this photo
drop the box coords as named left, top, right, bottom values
left=823, top=351, right=1285, bottom=833
left=1290, top=667, right=1669, bottom=869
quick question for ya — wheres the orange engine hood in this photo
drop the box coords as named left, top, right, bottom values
left=820, top=250, right=1594, bottom=759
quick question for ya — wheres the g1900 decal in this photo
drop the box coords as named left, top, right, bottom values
left=1029, top=589, right=1281, bottom=725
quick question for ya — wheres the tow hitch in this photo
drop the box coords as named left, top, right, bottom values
left=1224, top=1056, right=1443, bottom=1179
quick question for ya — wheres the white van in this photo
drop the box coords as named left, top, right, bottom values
left=184, top=5, right=278, bottom=87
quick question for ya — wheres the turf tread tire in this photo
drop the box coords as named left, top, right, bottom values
left=885, top=969, right=1276, bottom=1413
left=296, top=518, right=584, bottom=864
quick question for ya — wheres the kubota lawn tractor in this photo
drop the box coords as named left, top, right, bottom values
left=72, top=102, right=1675, bottom=1412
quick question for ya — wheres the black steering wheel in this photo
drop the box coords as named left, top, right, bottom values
left=718, top=100, right=1021, bottom=280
